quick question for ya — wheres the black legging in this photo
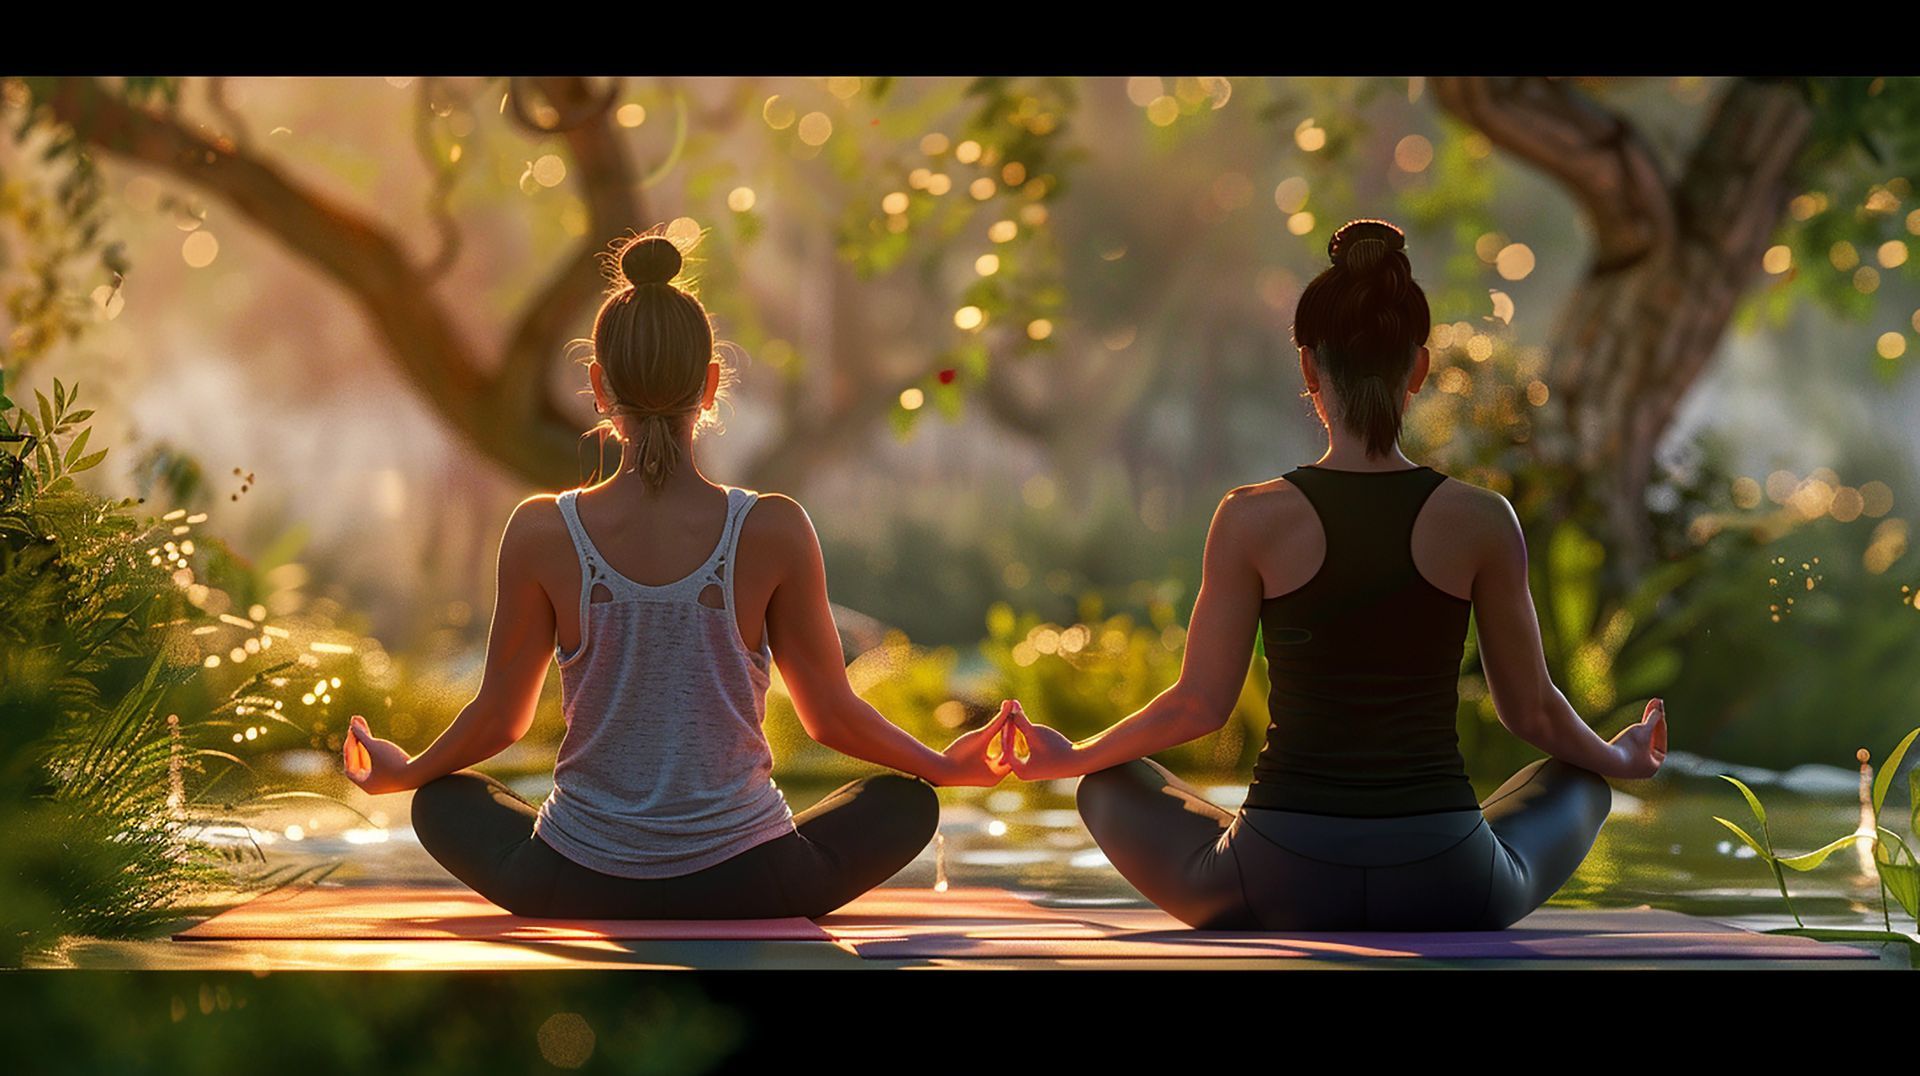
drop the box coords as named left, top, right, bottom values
left=1076, top=755, right=1613, bottom=931
left=409, top=769, right=940, bottom=920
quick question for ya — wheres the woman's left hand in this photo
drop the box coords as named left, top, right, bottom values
left=343, top=714, right=416, bottom=795
left=1002, top=701, right=1086, bottom=782
left=934, top=701, right=1017, bottom=787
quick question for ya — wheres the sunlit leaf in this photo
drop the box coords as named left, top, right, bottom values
left=1874, top=840, right=1919, bottom=919
left=62, top=426, right=91, bottom=468
left=1776, top=832, right=1871, bottom=871
left=1719, top=773, right=1768, bottom=830
left=1872, top=726, right=1918, bottom=818
left=1712, top=815, right=1770, bottom=859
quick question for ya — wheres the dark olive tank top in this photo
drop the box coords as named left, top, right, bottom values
left=1243, top=463, right=1480, bottom=818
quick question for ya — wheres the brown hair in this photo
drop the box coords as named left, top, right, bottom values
left=581, top=226, right=726, bottom=491
left=1290, top=218, right=1431, bottom=458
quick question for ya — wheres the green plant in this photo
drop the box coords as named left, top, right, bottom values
left=1712, top=725, right=1919, bottom=936
left=977, top=599, right=1268, bottom=776
left=0, top=371, right=322, bottom=963
left=1863, top=727, right=1919, bottom=931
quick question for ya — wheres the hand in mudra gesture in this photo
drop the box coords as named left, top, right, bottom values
left=1606, top=697, right=1668, bottom=780
left=342, top=714, right=415, bottom=795
left=996, top=700, right=1084, bottom=782
left=937, top=700, right=1021, bottom=786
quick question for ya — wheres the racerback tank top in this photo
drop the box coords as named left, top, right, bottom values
left=532, top=485, right=798, bottom=879
left=1242, top=463, right=1480, bottom=818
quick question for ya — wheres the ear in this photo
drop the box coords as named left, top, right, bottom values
left=701, top=359, right=720, bottom=410
left=1406, top=345, right=1430, bottom=394
left=1298, top=346, right=1319, bottom=393
left=589, top=360, right=607, bottom=409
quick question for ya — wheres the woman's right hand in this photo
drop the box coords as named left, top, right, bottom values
left=1606, top=698, right=1667, bottom=780
left=934, top=700, right=1017, bottom=787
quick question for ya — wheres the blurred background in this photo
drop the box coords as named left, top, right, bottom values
left=5, top=75, right=1919, bottom=960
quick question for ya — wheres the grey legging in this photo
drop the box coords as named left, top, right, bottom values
left=1076, top=756, right=1613, bottom=931
left=410, top=769, right=940, bottom=920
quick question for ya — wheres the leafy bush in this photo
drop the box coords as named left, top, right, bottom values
left=0, top=372, right=300, bottom=963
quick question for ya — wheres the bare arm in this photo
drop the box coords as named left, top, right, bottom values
left=393, top=497, right=556, bottom=788
left=1472, top=493, right=1628, bottom=777
left=760, top=497, right=957, bottom=785
left=1053, top=490, right=1265, bottom=775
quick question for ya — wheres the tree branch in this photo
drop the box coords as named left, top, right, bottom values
left=1429, top=76, right=1675, bottom=271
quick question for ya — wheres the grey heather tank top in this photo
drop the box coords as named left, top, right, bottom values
left=531, top=485, right=797, bottom=879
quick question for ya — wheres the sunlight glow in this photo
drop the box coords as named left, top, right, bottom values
left=1294, top=118, right=1326, bottom=152
left=181, top=230, right=219, bottom=268
left=1496, top=243, right=1535, bottom=281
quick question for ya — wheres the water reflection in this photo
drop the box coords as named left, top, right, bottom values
left=209, top=759, right=1912, bottom=937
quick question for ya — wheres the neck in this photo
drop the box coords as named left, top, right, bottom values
left=1310, top=431, right=1417, bottom=471
left=601, top=432, right=711, bottom=497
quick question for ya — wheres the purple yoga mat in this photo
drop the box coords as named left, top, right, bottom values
left=836, top=904, right=1886, bottom=960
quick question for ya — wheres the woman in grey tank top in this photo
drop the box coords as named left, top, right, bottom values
left=342, top=228, right=1016, bottom=919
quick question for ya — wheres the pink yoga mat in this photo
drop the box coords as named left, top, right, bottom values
left=173, top=884, right=834, bottom=941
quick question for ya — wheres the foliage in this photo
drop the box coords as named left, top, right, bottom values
left=976, top=600, right=1270, bottom=776
left=1760, top=77, right=1920, bottom=338
left=761, top=630, right=969, bottom=782
left=0, top=374, right=220, bottom=960
left=0, top=973, right=744, bottom=1071
left=1712, top=725, right=1919, bottom=934
left=817, top=475, right=1207, bottom=649
left=0, top=370, right=316, bottom=964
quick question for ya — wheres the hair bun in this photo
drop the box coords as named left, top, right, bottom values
left=620, top=234, right=682, bottom=288
left=1329, top=218, right=1406, bottom=273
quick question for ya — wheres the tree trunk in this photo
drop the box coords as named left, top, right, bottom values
left=1435, top=77, right=1815, bottom=603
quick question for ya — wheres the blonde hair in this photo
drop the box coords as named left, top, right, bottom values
left=577, top=225, right=730, bottom=491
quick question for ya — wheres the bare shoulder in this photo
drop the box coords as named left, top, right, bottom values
left=503, top=493, right=566, bottom=542
left=1215, top=476, right=1302, bottom=531
left=738, top=490, right=818, bottom=562
left=492, top=494, right=572, bottom=585
left=1425, top=474, right=1524, bottom=558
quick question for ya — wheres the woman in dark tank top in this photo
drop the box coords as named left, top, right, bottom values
left=997, top=218, right=1669, bottom=931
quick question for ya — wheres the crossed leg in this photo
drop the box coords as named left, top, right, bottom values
left=409, top=769, right=941, bottom=919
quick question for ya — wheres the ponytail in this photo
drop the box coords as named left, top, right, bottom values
left=1291, top=218, right=1431, bottom=460
left=626, top=410, right=681, bottom=493
left=582, top=226, right=724, bottom=491
left=1345, top=372, right=1400, bottom=458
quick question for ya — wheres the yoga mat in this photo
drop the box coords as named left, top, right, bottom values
left=173, top=883, right=1884, bottom=961
left=173, top=883, right=834, bottom=942
left=829, top=901, right=1886, bottom=960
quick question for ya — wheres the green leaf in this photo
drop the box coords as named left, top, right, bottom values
left=1872, top=726, right=1918, bottom=818
left=1875, top=852, right=1919, bottom=919
left=1719, top=773, right=1768, bottom=829
left=36, top=389, right=53, bottom=439
left=1713, top=815, right=1771, bottom=860
left=53, top=376, right=65, bottom=413
left=1777, top=832, right=1872, bottom=871
left=62, top=425, right=91, bottom=468
left=1909, top=768, right=1917, bottom=847
left=70, top=448, right=107, bottom=473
